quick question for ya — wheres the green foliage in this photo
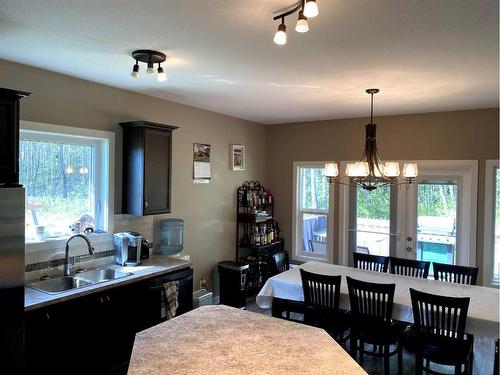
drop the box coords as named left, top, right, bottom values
left=417, top=184, right=457, bottom=217
left=300, top=167, right=328, bottom=210
left=356, top=186, right=390, bottom=220
left=19, top=139, right=93, bottom=226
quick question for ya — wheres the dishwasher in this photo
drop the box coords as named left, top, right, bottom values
left=139, top=267, right=193, bottom=331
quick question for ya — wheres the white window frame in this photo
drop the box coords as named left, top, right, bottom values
left=20, top=121, right=114, bottom=253
left=483, top=160, right=499, bottom=287
left=339, top=160, right=478, bottom=268
left=292, top=161, right=334, bottom=263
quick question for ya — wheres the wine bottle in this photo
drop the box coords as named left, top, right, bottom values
left=275, top=222, right=281, bottom=240
left=255, top=225, right=261, bottom=246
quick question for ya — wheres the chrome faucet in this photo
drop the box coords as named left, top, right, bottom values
left=64, top=234, right=95, bottom=276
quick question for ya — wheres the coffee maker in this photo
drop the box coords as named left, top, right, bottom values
left=114, top=231, right=148, bottom=266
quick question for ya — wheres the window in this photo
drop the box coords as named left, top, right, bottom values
left=20, top=122, right=113, bottom=244
left=292, top=162, right=333, bottom=262
left=352, top=185, right=394, bottom=257
left=340, top=160, right=477, bottom=269
left=416, top=182, right=457, bottom=274
left=484, top=160, right=500, bottom=286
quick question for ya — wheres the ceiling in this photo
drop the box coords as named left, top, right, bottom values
left=0, top=0, right=498, bottom=124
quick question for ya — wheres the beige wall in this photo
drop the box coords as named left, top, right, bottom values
left=266, top=109, right=499, bottom=285
left=0, top=59, right=267, bottom=289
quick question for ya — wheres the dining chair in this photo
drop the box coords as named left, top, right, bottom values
left=389, top=257, right=430, bottom=278
left=300, top=269, right=349, bottom=345
left=271, top=297, right=307, bottom=324
left=494, top=338, right=499, bottom=375
left=346, top=276, right=404, bottom=375
left=409, top=288, right=473, bottom=375
left=309, top=239, right=327, bottom=253
left=493, top=339, right=500, bottom=375
left=270, top=251, right=289, bottom=275
left=432, top=262, right=479, bottom=285
left=353, top=252, right=389, bottom=273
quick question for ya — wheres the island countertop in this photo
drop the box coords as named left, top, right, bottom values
left=25, top=255, right=191, bottom=311
left=128, top=305, right=367, bottom=375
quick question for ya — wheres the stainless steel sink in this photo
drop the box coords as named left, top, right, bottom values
left=75, top=268, right=131, bottom=283
left=29, top=276, right=94, bottom=294
left=28, top=268, right=133, bottom=294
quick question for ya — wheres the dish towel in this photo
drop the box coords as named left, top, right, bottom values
left=161, top=281, right=179, bottom=320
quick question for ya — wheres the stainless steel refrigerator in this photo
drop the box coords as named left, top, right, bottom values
left=0, top=187, right=25, bottom=373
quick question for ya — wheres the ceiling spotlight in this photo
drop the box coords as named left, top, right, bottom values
left=130, top=50, right=167, bottom=81
left=146, top=61, right=154, bottom=74
left=295, top=10, right=309, bottom=33
left=274, top=22, right=287, bottom=45
left=304, top=0, right=319, bottom=18
left=131, top=60, right=140, bottom=78
left=157, top=64, right=167, bottom=82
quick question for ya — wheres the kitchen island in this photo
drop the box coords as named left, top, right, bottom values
left=128, top=304, right=366, bottom=375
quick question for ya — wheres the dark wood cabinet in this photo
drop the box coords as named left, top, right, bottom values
left=121, top=121, right=177, bottom=216
left=0, top=88, right=30, bottom=186
left=25, top=268, right=193, bottom=375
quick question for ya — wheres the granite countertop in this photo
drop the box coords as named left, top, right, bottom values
left=128, top=305, right=367, bottom=375
left=24, top=255, right=191, bottom=311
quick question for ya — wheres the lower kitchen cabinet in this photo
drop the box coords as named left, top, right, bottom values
left=25, top=268, right=193, bottom=375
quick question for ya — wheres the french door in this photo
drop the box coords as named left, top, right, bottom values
left=340, top=161, right=478, bottom=270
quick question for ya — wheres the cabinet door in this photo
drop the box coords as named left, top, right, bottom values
left=144, top=128, right=171, bottom=214
left=0, top=98, right=19, bottom=183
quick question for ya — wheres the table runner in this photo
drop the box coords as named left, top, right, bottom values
left=256, top=261, right=499, bottom=337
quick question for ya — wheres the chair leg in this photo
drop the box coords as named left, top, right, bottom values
left=415, top=351, right=423, bottom=375
left=454, top=364, right=461, bottom=375
left=397, top=343, right=403, bottom=375
left=349, top=336, right=357, bottom=359
left=384, top=344, right=390, bottom=375
left=359, top=338, right=364, bottom=366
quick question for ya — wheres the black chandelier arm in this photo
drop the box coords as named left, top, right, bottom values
left=273, top=0, right=304, bottom=21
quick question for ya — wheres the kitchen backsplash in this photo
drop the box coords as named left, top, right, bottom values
left=24, top=214, right=154, bottom=282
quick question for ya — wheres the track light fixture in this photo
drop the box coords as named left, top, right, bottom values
left=273, top=0, right=319, bottom=45
left=130, top=50, right=167, bottom=82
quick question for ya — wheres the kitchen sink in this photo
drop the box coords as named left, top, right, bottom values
left=75, top=268, right=131, bottom=283
left=28, top=268, right=133, bottom=294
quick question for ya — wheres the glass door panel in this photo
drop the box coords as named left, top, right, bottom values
left=353, top=186, right=393, bottom=257
left=416, top=182, right=458, bottom=273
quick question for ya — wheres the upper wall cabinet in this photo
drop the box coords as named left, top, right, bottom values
left=120, top=121, right=178, bottom=216
left=0, top=88, right=30, bottom=186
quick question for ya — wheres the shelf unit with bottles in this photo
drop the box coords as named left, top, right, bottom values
left=236, top=181, right=285, bottom=294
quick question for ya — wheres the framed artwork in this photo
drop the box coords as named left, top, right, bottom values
left=231, top=144, right=245, bottom=171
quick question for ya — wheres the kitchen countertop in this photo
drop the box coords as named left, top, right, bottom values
left=24, top=255, right=191, bottom=311
left=128, top=305, right=367, bottom=375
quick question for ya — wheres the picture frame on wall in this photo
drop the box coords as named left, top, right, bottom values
left=231, top=144, right=245, bottom=171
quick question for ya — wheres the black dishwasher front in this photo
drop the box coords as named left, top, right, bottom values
left=138, top=267, right=193, bottom=331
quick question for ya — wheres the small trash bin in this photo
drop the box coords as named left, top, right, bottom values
left=217, top=261, right=249, bottom=308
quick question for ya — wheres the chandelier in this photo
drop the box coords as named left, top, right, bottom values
left=130, top=50, right=167, bottom=82
left=324, top=89, right=418, bottom=191
left=273, top=0, right=319, bottom=45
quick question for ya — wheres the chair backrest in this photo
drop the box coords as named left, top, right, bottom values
left=390, top=257, right=430, bottom=278
left=300, top=268, right=341, bottom=310
left=309, top=240, right=327, bottom=253
left=432, top=262, right=479, bottom=285
left=346, top=276, right=395, bottom=323
left=353, top=252, right=389, bottom=273
left=409, top=288, right=470, bottom=339
left=271, top=252, right=289, bottom=274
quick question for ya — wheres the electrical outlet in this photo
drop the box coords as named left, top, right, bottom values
left=200, top=277, right=207, bottom=290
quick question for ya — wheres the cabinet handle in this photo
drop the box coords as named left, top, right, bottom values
left=45, top=312, right=50, bottom=321
left=99, top=296, right=105, bottom=304
left=145, top=199, right=149, bottom=209
left=106, top=295, right=110, bottom=303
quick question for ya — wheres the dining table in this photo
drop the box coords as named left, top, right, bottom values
left=256, top=261, right=500, bottom=338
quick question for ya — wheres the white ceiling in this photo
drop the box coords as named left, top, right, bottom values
left=0, top=0, right=498, bottom=124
